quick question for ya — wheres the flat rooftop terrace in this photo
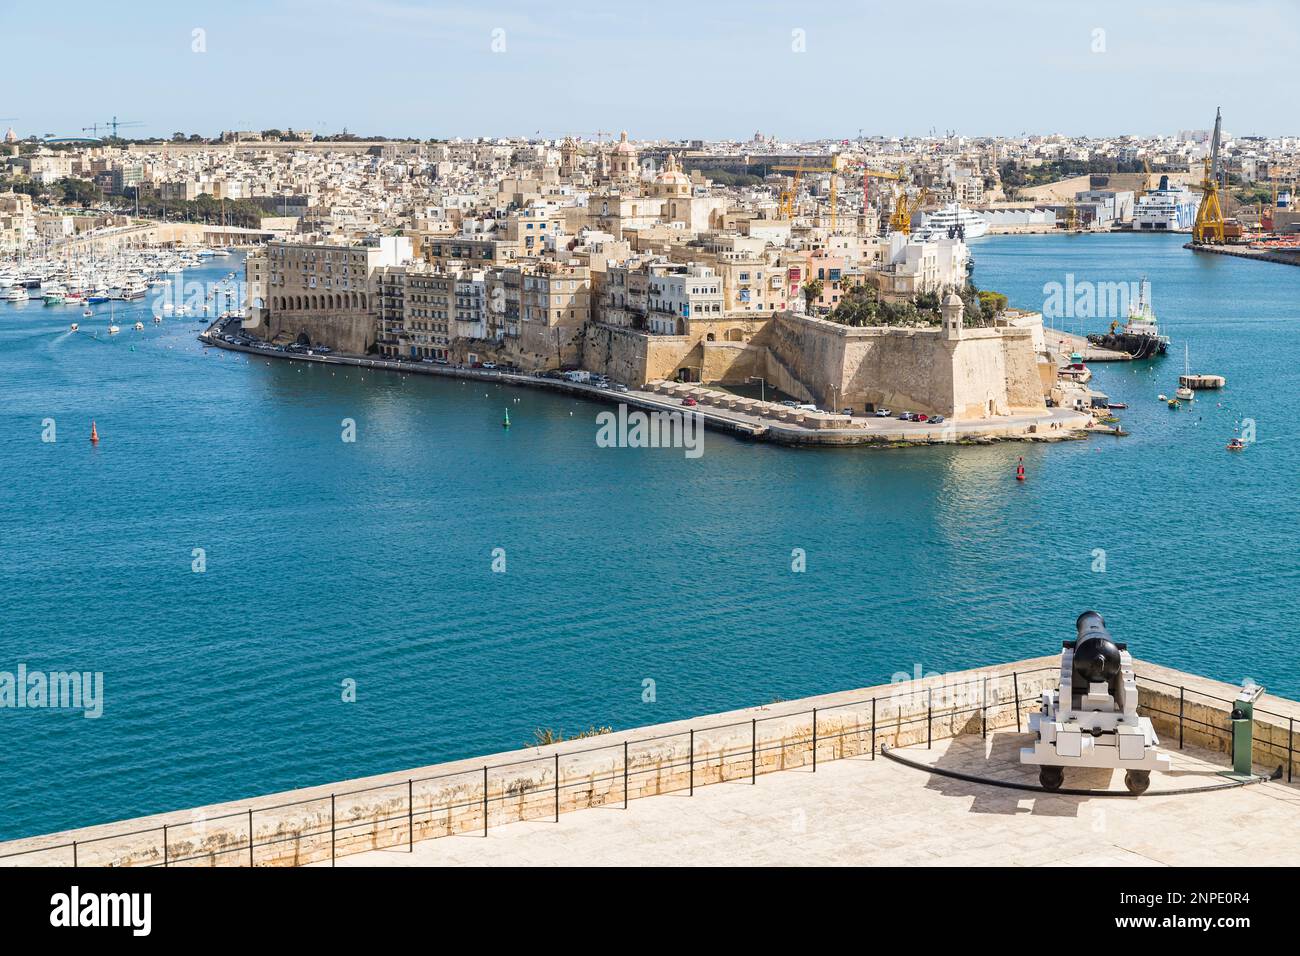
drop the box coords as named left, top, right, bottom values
left=327, top=735, right=1300, bottom=867
left=3, top=657, right=1295, bottom=868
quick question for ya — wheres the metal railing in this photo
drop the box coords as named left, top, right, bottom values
left=0, top=666, right=1292, bottom=868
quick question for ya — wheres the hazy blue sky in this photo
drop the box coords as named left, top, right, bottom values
left=4, top=0, right=1296, bottom=140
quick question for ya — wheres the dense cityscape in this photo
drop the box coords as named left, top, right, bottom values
left=2, top=0, right=1299, bottom=918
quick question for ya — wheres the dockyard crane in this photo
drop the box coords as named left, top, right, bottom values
left=860, top=165, right=927, bottom=235
left=861, top=165, right=903, bottom=216
left=1192, top=107, right=1227, bottom=245
left=772, top=155, right=844, bottom=230
left=890, top=183, right=929, bottom=235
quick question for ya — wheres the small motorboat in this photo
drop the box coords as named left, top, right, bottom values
left=1226, top=437, right=1246, bottom=452
left=133, top=321, right=144, bottom=331
left=153, top=314, right=162, bottom=323
left=107, top=324, right=120, bottom=335
left=1167, top=398, right=1180, bottom=409
left=70, top=322, right=79, bottom=332
left=82, top=308, right=93, bottom=318
left=1106, top=402, right=1128, bottom=410
left=1175, top=384, right=1194, bottom=401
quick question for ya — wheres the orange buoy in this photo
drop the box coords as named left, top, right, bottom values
left=1015, top=457, right=1025, bottom=482
left=89, top=421, right=100, bottom=444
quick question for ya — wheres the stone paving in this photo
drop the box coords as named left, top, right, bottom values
left=328, top=734, right=1300, bottom=867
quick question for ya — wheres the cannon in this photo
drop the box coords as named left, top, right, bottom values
left=1020, top=611, right=1171, bottom=794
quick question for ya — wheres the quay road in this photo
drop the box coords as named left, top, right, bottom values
left=200, top=322, right=1093, bottom=447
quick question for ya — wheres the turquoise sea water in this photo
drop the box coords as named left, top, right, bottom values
left=1, top=233, right=1297, bottom=841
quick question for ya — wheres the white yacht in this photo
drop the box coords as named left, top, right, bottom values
left=914, top=203, right=989, bottom=241
left=1134, top=175, right=1201, bottom=231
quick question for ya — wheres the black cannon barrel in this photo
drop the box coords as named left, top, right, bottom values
left=1072, top=610, right=1122, bottom=696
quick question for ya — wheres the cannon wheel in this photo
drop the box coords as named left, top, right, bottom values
left=1039, top=766, right=1065, bottom=791
left=1125, top=770, right=1151, bottom=795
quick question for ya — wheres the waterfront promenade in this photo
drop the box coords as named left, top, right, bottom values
left=200, top=328, right=1094, bottom=447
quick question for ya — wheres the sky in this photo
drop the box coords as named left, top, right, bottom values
left=3, top=0, right=1298, bottom=141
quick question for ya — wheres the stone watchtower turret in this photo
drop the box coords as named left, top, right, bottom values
left=942, top=292, right=964, bottom=340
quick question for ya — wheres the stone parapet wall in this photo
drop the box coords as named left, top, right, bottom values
left=3, top=658, right=1293, bottom=868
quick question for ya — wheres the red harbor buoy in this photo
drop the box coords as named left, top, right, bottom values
left=1015, top=457, right=1025, bottom=482
left=89, top=421, right=100, bottom=444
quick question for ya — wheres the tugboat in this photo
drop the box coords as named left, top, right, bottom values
left=1087, top=278, right=1170, bottom=359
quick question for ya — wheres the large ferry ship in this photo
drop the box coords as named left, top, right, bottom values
left=914, top=203, right=989, bottom=241
left=1133, top=175, right=1201, bottom=231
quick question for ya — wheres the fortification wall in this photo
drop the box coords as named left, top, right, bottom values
left=264, top=310, right=376, bottom=354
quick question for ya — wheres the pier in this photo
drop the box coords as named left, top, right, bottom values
left=1184, top=241, right=1300, bottom=267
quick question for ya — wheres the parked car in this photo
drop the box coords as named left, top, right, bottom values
left=929, top=415, right=945, bottom=425
left=482, top=362, right=497, bottom=369
left=315, top=346, right=332, bottom=355
left=841, top=408, right=854, bottom=416
left=682, top=397, right=698, bottom=406
left=780, top=400, right=799, bottom=408
left=875, top=408, right=891, bottom=418
left=916, top=414, right=929, bottom=423
left=898, top=411, right=912, bottom=420
left=613, top=384, right=629, bottom=392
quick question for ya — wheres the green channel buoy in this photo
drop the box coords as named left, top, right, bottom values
left=503, top=409, right=510, bottom=428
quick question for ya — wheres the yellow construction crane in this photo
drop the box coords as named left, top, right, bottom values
left=773, top=155, right=844, bottom=230
left=860, top=164, right=927, bottom=234
left=1193, top=159, right=1226, bottom=244
left=1193, top=107, right=1227, bottom=245
left=889, top=183, right=928, bottom=235
left=1063, top=196, right=1081, bottom=233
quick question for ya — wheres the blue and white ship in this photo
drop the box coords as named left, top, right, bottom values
left=1133, top=175, right=1201, bottom=232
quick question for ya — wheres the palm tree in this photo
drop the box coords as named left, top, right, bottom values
left=802, top=278, right=823, bottom=314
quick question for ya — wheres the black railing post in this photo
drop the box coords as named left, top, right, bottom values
left=1288, top=718, right=1294, bottom=783
left=248, top=809, right=254, bottom=868
left=812, top=708, right=818, bottom=772
left=981, top=677, right=988, bottom=739
left=482, top=767, right=488, bottom=836
left=163, top=825, right=168, bottom=867
left=689, top=730, right=695, bottom=795
left=751, top=718, right=757, bottom=783
left=927, top=688, right=933, bottom=749
left=1179, top=686, right=1185, bottom=750
left=1012, top=672, right=1021, bottom=732
left=408, top=780, right=414, bottom=852
left=554, top=754, right=560, bottom=822
left=329, top=797, right=335, bottom=866
left=871, top=698, right=876, bottom=759
left=72, top=841, right=78, bottom=868
left=623, top=741, right=629, bottom=809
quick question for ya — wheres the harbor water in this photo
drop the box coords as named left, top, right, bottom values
left=1, top=232, right=1298, bottom=840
